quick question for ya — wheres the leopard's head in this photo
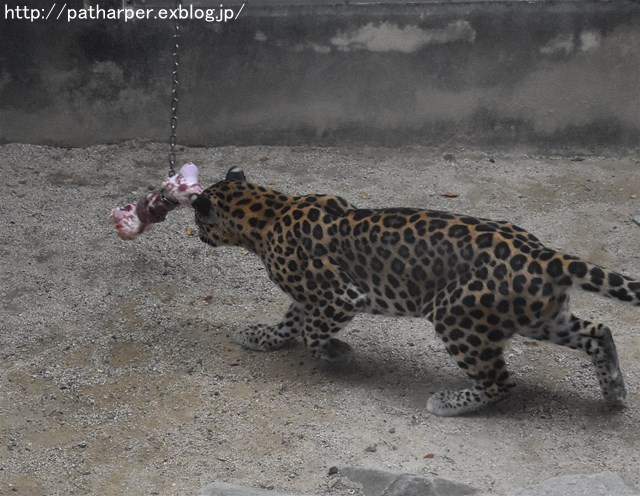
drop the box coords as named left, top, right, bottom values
left=191, top=166, right=247, bottom=247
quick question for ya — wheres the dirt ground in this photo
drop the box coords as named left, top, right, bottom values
left=1, top=142, right=639, bottom=496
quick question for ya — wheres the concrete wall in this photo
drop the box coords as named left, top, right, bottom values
left=1, top=0, right=639, bottom=147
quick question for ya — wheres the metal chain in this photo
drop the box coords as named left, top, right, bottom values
left=168, top=0, right=182, bottom=177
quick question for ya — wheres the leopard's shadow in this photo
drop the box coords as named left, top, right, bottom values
left=267, top=340, right=624, bottom=421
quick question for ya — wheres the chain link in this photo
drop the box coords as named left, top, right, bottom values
left=168, top=0, right=182, bottom=177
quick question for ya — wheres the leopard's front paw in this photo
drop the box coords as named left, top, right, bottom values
left=426, top=385, right=511, bottom=417
left=312, top=338, right=354, bottom=364
left=426, top=390, right=472, bottom=417
left=233, top=324, right=288, bottom=352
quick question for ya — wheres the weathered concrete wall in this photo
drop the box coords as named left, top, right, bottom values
left=1, top=0, right=639, bottom=147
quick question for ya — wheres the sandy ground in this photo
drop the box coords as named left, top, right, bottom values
left=1, top=142, right=639, bottom=496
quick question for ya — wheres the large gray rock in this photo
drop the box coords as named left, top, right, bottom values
left=337, top=466, right=479, bottom=496
left=198, top=471, right=639, bottom=496
left=500, top=472, right=639, bottom=496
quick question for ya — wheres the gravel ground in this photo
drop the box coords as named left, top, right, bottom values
left=1, top=142, right=639, bottom=496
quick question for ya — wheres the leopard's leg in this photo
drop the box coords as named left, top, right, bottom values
left=300, top=282, right=367, bottom=364
left=302, top=309, right=355, bottom=364
left=531, top=305, right=626, bottom=403
left=426, top=285, right=516, bottom=416
left=233, top=301, right=304, bottom=352
left=427, top=330, right=515, bottom=416
left=294, top=257, right=368, bottom=363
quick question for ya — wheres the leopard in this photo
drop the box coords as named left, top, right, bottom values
left=191, top=166, right=639, bottom=416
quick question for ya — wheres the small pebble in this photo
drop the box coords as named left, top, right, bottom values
left=328, top=466, right=339, bottom=476
left=633, top=215, right=640, bottom=227
left=364, top=444, right=377, bottom=453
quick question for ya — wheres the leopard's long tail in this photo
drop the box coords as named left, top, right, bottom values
left=548, top=252, right=640, bottom=305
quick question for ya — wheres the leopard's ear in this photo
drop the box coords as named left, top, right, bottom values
left=190, top=194, right=213, bottom=217
left=225, top=166, right=246, bottom=182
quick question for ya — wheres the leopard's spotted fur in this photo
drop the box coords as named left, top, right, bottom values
left=192, top=167, right=639, bottom=416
